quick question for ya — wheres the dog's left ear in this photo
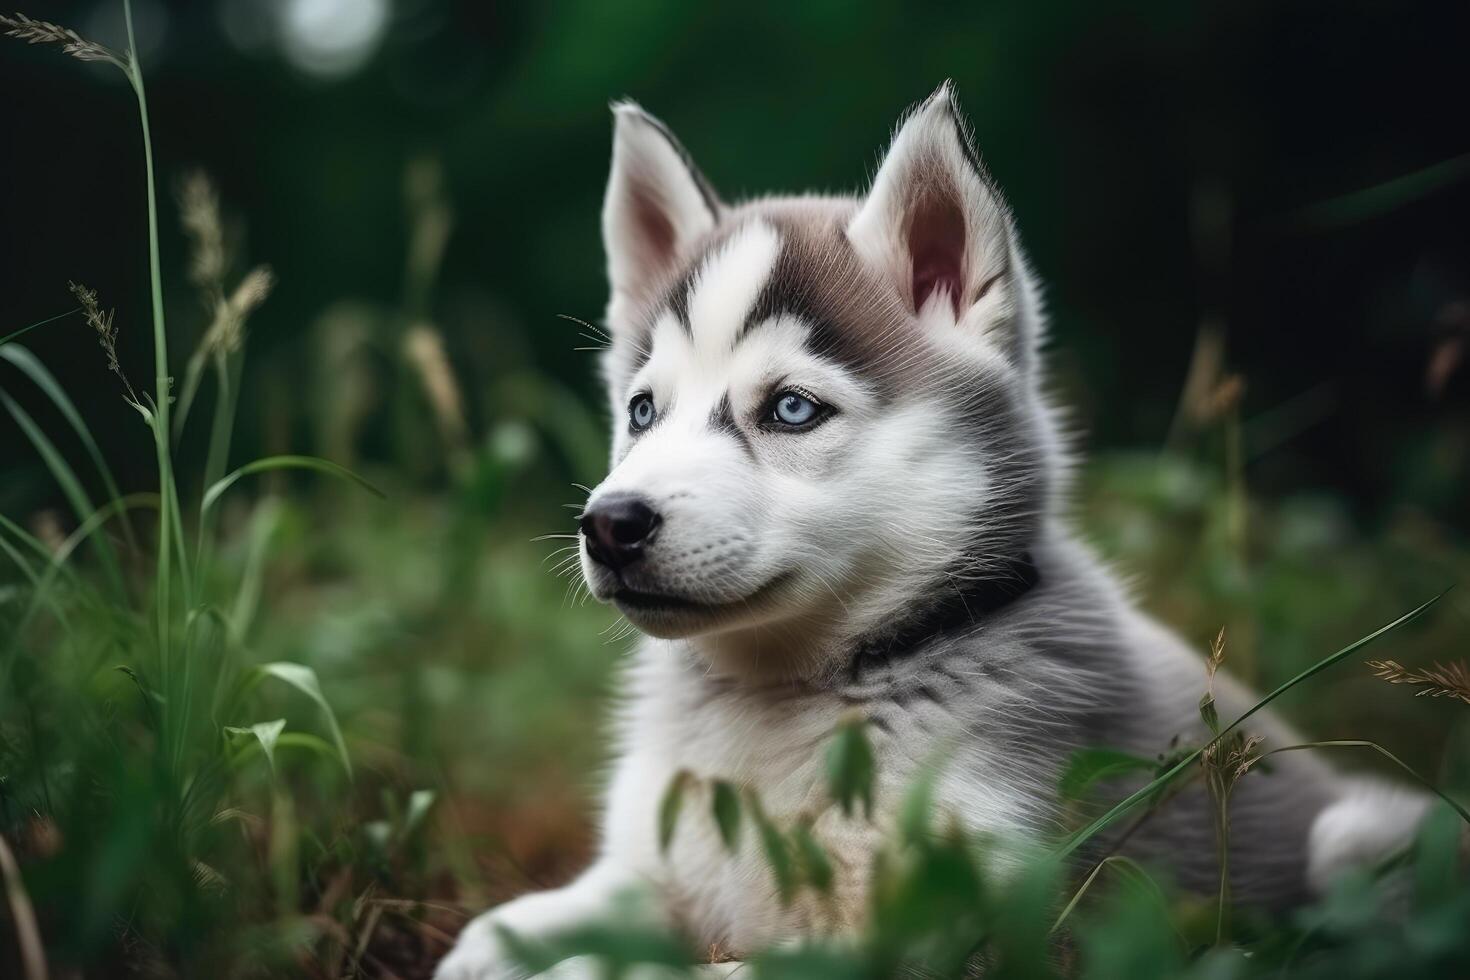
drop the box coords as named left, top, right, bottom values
left=848, top=83, right=1025, bottom=365
left=602, top=102, right=722, bottom=318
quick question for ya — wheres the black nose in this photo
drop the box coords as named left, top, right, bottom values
left=580, top=495, right=661, bottom=571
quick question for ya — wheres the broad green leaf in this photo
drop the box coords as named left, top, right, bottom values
left=1198, top=691, right=1219, bottom=735
left=203, top=455, right=383, bottom=513
left=750, top=944, right=870, bottom=980
left=499, top=921, right=694, bottom=975
left=711, top=779, right=742, bottom=852
left=1057, top=748, right=1159, bottom=803
left=746, top=790, right=797, bottom=905
left=658, top=769, right=693, bottom=854
left=826, top=714, right=875, bottom=819
left=267, top=731, right=339, bottom=768
left=257, top=662, right=352, bottom=778
left=899, top=763, right=938, bottom=846
left=791, top=822, right=833, bottom=894
left=225, top=719, right=286, bottom=776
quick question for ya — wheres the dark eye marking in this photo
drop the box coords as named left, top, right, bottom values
left=628, top=391, right=657, bottom=432
left=709, top=393, right=755, bottom=458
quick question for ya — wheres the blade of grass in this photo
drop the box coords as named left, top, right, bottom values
left=1056, top=589, right=1449, bottom=859
left=1050, top=854, right=1163, bottom=935
left=0, top=308, right=77, bottom=349
left=1, top=344, right=138, bottom=553
left=196, top=350, right=243, bottom=572
left=0, top=513, right=84, bottom=591
left=0, top=833, right=47, bottom=980
left=2, top=494, right=160, bottom=689
left=172, top=345, right=208, bottom=442
left=0, top=388, right=126, bottom=597
left=0, top=530, right=71, bottom=633
left=202, top=455, right=383, bottom=514
left=255, top=662, right=353, bottom=779
left=122, top=0, right=188, bottom=677
left=229, top=497, right=281, bottom=641
left=1283, top=152, right=1470, bottom=232
left=1257, top=740, right=1470, bottom=826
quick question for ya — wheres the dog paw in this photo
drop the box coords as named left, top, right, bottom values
left=434, top=917, right=522, bottom=980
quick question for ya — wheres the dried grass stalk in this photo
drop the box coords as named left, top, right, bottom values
left=203, top=265, right=275, bottom=356
left=69, top=280, right=139, bottom=402
left=1, top=12, right=126, bottom=69
left=1366, top=659, right=1470, bottom=705
left=403, top=324, right=469, bottom=453
left=177, top=170, right=226, bottom=294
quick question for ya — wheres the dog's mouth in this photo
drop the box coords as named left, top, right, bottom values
left=608, top=572, right=794, bottom=634
left=613, top=587, right=708, bottom=610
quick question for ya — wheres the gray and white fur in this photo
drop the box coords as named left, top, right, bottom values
left=437, top=84, right=1430, bottom=978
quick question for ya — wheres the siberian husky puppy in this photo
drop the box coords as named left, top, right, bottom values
left=438, top=83, right=1429, bottom=978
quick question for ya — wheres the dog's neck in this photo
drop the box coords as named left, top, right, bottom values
left=845, top=551, right=1040, bottom=680
left=674, top=550, right=1042, bottom=685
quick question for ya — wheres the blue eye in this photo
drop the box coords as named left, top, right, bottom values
left=771, top=390, right=822, bottom=428
left=629, top=393, right=657, bottom=431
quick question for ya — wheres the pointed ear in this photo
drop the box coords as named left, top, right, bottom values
left=602, top=102, right=722, bottom=315
left=848, top=83, right=1027, bottom=364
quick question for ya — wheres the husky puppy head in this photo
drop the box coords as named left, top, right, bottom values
left=579, top=83, right=1061, bottom=679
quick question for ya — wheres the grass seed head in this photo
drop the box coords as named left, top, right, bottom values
left=403, top=323, right=469, bottom=451
left=178, top=170, right=226, bottom=296
left=1366, top=659, right=1470, bottom=706
left=0, top=12, right=127, bottom=69
left=69, top=279, right=139, bottom=402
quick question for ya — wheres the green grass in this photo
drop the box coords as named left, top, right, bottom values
left=3, top=4, right=1469, bottom=978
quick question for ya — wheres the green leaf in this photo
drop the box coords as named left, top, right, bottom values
left=826, top=714, right=875, bottom=819
left=658, top=769, right=693, bottom=854
left=711, top=779, right=742, bottom=852
left=746, top=790, right=797, bottom=905
left=272, top=731, right=339, bottom=762
left=225, top=719, right=286, bottom=776
left=750, top=944, right=870, bottom=980
left=1057, top=748, right=1159, bottom=803
left=202, top=454, right=384, bottom=513
left=1198, top=691, right=1219, bottom=736
left=791, top=821, right=834, bottom=894
left=256, top=662, right=352, bottom=778
left=402, top=789, right=436, bottom=839
left=499, top=921, right=694, bottom=975
left=899, top=763, right=938, bottom=846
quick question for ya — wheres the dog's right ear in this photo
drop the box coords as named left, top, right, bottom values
left=602, top=103, right=722, bottom=314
